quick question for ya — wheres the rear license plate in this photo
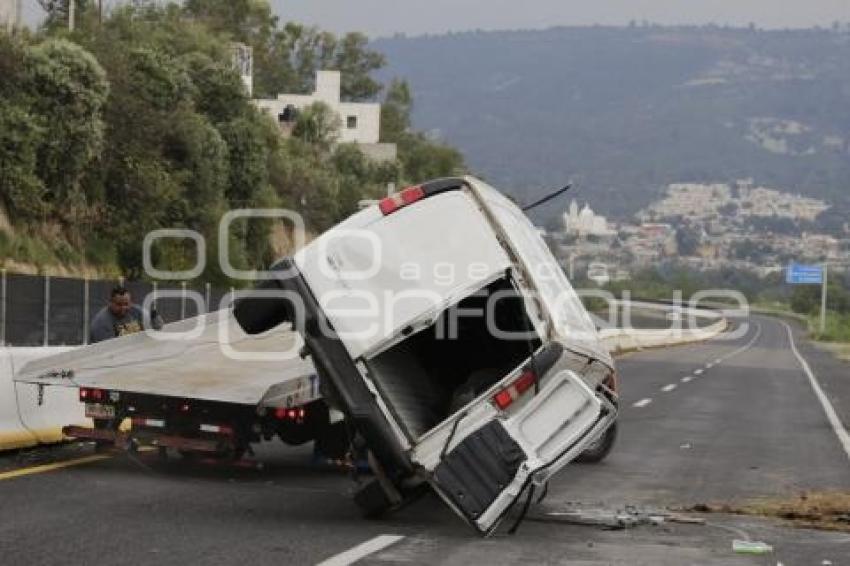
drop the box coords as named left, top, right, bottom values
left=85, top=403, right=115, bottom=419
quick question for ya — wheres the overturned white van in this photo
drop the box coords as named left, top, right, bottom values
left=235, top=176, right=619, bottom=535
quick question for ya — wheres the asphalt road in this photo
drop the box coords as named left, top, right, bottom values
left=0, top=315, right=848, bottom=565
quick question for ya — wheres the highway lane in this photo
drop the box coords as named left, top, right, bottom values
left=0, top=315, right=848, bottom=565
left=551, top=315, right=849, bottom=508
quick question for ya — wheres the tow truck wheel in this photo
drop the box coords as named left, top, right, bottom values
left=575, top=422, right=618, bottom=464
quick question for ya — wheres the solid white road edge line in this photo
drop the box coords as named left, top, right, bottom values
left=316, top=535, right=405, bottom=566
left=781, top=320, right=850, bottom=462
left=633, top=398, right=652, bottom=408
left=661, top=384, right=677, bottom=392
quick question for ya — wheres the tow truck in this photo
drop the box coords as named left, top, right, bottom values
left=15, top=310, right=349, bottom=462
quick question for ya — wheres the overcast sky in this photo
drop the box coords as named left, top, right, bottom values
left=272, top=0, right=850, bottom=37
left=22, top=1, right=850, bottom=36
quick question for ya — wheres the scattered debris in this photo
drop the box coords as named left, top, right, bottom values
left=529, top=504, right=704, bottom=531
left=679, top=491, right=850, bottom=533
left=667, top=514, right=707, bottom=525
left=732, top=540, right=773, bottom=555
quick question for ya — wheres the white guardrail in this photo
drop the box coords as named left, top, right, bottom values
left=0, top=301, right=728, bottom=452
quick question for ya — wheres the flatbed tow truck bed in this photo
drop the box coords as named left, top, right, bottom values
left=13, top=310, right=335, bottom=459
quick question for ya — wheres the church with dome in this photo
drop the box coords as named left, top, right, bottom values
left=563, top=200, right=615, bottom=237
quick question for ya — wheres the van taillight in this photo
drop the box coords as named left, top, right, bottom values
left=602, top=372, right=618, bottom=393
left=379, top=185, right=425, bottom=215
left=492, top=370, right=537, bottom=410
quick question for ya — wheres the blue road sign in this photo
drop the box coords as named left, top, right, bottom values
left=786, top=263, right=824, bottom=285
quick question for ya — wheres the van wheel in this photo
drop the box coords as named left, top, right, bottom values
left=575, top=422, right=618, bottom=464
left=354, top=479, right=393, bottom=518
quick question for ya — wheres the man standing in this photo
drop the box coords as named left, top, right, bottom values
left=89, top=286, right=164, bottom=343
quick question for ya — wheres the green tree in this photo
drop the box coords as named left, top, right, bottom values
left=292, top=101, right=341, bottom=150
left=334, top=32, right=385, bottom=101
left=380, top=78, right=412, bottom=142
left=23, top=39, right=109, bottom=228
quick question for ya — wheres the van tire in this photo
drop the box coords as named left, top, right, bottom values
left=354, top=479, right=393, bottom=518
left=575, top=422, right=617, bottom=464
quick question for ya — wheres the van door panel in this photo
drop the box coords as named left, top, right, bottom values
left=426, top=370, right=604, bottom=534
left=433, top=420, right=526, bottom=522
left=509, top=372, right=601, bottom=461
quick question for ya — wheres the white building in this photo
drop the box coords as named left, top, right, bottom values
left=254, top=70, right=396, bottom=160
left=563, top=200, right=615, bottom=237
left=0, top=0, right=21, bottom=31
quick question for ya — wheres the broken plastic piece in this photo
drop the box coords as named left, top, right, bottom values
left=732, top=540, right=773, bottom=554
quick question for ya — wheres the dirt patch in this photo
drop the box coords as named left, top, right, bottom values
left=813, top=342, right=850, bottom=363
left=680, top=492, right=850, bottom=532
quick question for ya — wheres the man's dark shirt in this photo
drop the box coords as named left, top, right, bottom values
left=89, top=305, right=163, bottom=343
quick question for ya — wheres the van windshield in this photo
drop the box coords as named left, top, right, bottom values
left=364, top=275, right=542, bottom=440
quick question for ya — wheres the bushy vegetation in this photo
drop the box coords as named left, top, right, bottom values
left=0, top=1, right=465, bottom=281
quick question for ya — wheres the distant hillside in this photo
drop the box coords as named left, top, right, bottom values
left=374, top=26, right=850, bottom=229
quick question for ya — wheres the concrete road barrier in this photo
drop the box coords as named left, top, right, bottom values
left=599, top=317, right=728, bottom=354
left=597, top=300, right=728, bottom=354
left=0, top=350, right=36, bottom=450
left=1, top=347, right=89, bottom=451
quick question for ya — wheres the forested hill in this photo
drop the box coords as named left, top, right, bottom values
left=375, top=26, right=850, bottom=227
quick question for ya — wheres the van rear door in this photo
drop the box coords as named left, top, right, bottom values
left=406, top=346, right=614, bottom=535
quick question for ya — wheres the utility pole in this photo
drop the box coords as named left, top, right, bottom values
left=820, top=262, right=828, bottom=335
left=68, top=0, right=75, bottom=32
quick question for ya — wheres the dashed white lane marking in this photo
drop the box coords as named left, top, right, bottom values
left=705, top=363, right=714, bottom=369
left=681, top=376, right=693, bottom=383
left=780, top=321, right=850, bottom=462
left=661, top=384, right=677, bottom=392
left=316, top=535, right=405, bottom=566
left=694, top=369, right=704, bottom=375
left=633, top=398, right=652, bottom=408
left=714, top=358, right=723, bottom=364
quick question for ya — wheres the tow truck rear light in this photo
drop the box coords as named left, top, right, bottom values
left=199, top=424, right=234, bottom=435
left=80, top=387, right=106, bottom=402
left=272, top=407, right=307, bottom=421
left=379, top=185, right=425, bottom=215
left=492, top=370, right=537, bottom=410
left=131, top=417, right=165, bottom=428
